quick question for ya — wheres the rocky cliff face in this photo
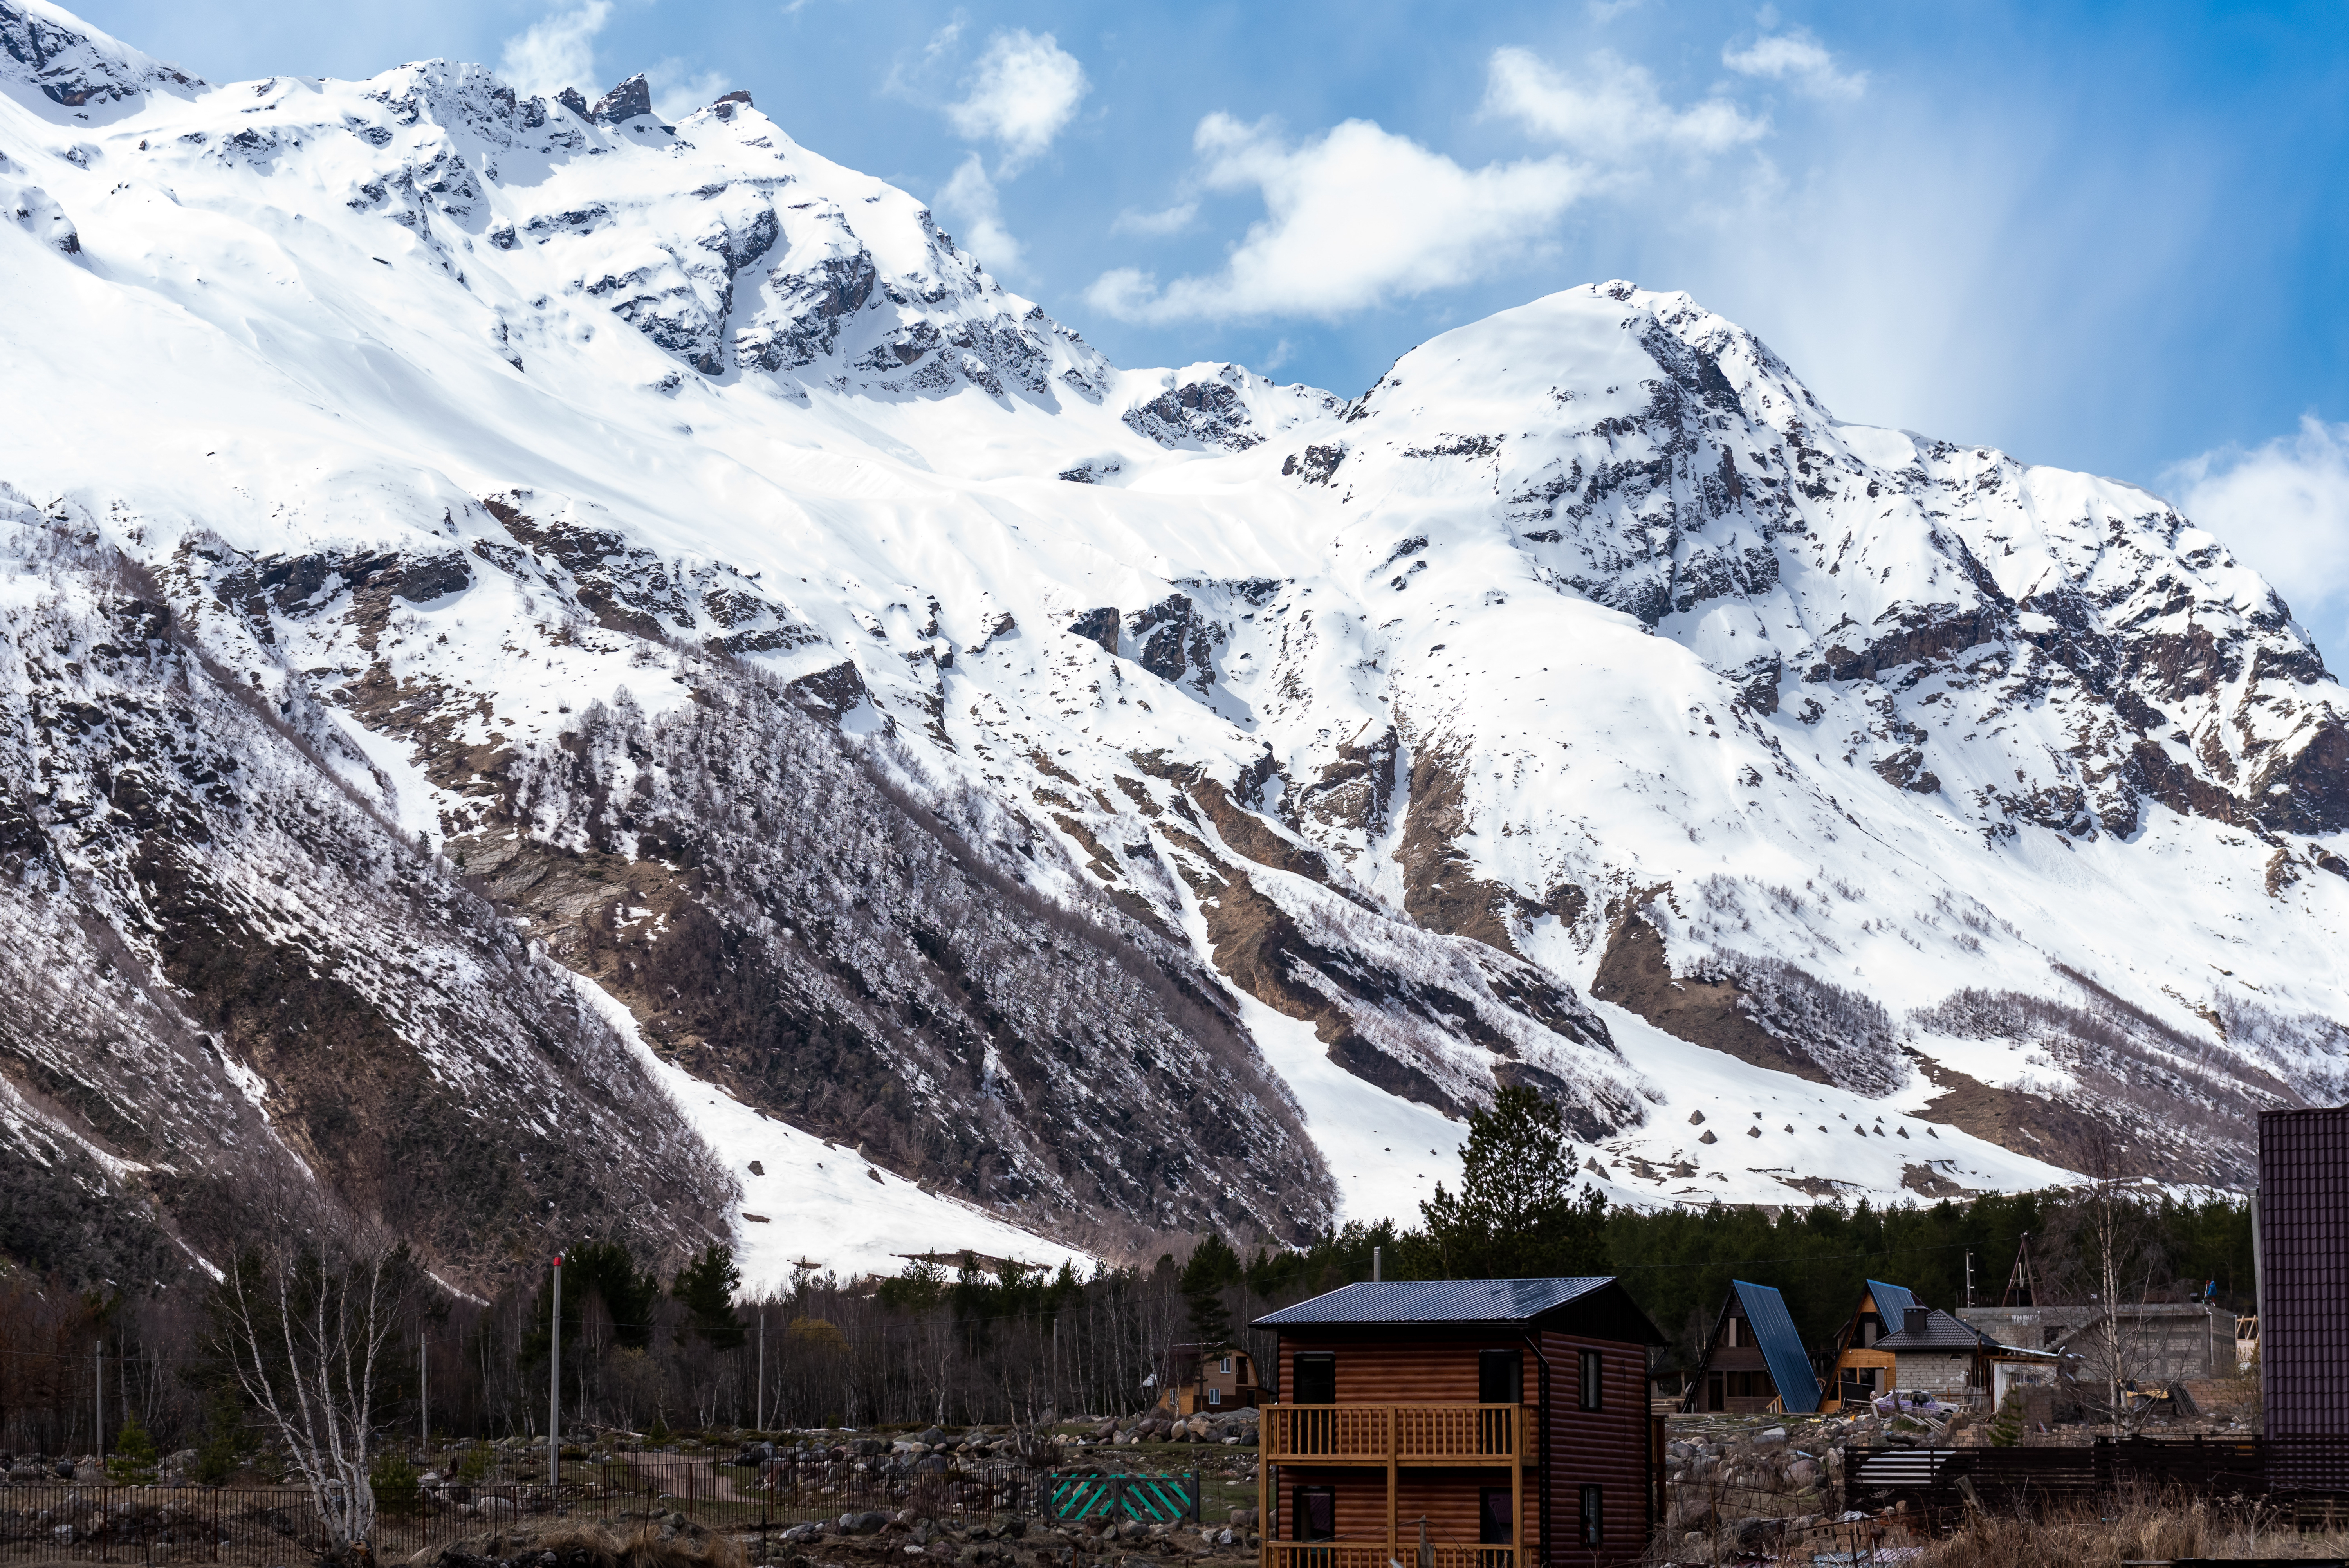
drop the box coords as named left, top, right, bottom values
left=3, top=0, right=2345, bottom=1289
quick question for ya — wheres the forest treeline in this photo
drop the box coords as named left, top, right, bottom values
left=0, top=1092, right=2255, bottom=1461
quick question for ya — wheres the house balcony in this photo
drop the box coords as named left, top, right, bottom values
left=1263, top=1546, right=1517, bottom=1568
left=1260, top=1404, right=1524, bottom=1466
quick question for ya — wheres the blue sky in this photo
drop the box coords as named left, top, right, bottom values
left=68, top=0, right=2349, bottom=648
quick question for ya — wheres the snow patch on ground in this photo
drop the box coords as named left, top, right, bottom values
left=565, top=970, right=1090, bottom=1285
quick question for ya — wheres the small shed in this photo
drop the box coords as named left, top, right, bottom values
left=1683, top=1281, right=1821, bottom=1414
left=1872, top=1305, right=1992, bottom=1399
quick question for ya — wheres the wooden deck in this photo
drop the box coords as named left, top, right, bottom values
left=1262, top=1546, right=1517, bottom=1568
left=1260, top=1404, right=1523, bottom=1465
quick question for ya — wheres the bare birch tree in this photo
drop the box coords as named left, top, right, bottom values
left=215, top=1211, right=419, bottom=1563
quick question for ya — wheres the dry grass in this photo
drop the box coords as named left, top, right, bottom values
left=1906, top=1490, right=2345, bottom=1567
left=406, top=1519, right=750, bottom=1568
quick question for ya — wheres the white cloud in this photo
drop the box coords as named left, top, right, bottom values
left=1486, top=45, right=1767, bottom=160
left=936, top=152, right=1024, bottom=276
left=945, top=29, right=1089, bottom=172
left=1586, top=0, right=1646, bottom=20
left=647, top=59, right=729, bottom=121
left=1723, top=29, right=1868, bottom=101
left=1112, top=200, right=1198, bottom=237
left=1085, top=114, right=1585, bottom=324
left=2170, top=416, right=2349, bottom=646
left=498, top=1, right=611, bottom=101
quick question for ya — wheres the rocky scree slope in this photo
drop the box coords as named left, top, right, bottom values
left=2, top=1, right=2346, bottom=1284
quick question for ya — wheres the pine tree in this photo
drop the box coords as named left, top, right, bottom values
left=1180, top=1234, right=1242, bottom=1347
left=108, top=1408, right=159, bottom=1484
left=673, top=1243, right=747, bottom=1349
left=1410, top=1085, right=1608, bottom=1279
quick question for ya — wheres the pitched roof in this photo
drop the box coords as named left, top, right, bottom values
left=1729, top=1280, right=1822, bottom=1413
left=1865, top=1279, right=1916, bottom=1324
left=1253, top=1277, right=1612, bottom=1326
left=1876, top=1305, right=1994, bottom=1351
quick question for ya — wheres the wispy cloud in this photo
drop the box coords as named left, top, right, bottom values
left=945, top=29, right=1089, bottom=173
left=1723, top=29, right=1868, bottom=101
left=1087, top=114, right=1585, bottom=323
left=1112, top=200, right=1198, bottom=237
left=648, top=59, right=728, bottom=121
left=498, top=1, right=611, bottom=101
left=1090, top=43, right=1777, bottom=325
left=1485, top=45, right=1767, bottom=160
left=2169, top=416, right=2349, bottom=650
left=936, top=152, right=1025, bottom=276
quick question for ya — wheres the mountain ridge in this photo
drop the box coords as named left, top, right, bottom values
left=2, top=1, right=2344, bottom=1293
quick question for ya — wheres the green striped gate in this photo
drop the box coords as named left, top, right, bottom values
left=1046, top=1472, right=1200, bottom=1524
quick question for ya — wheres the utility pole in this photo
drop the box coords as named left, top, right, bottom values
left=421, top=1333, right=429, bottom=1456
left=1965, top=1250, right=1974, bottom=1309
left=94, top=1340, right=102, bottom=1460
left=756, top=1314, right=765, bottom=1432
left=549, top=1254, right=563, bottom=1491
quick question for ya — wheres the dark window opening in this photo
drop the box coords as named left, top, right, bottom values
left=1479, top=1488, right=1514, bottom=1545
left=1579, top=1485, right=1603, bottom=1547
left=1295, top=1487, right=1335, bottom=1542
left=1294, top=1352, right=1336, bottom=1406
left=1578, top=1348, right=1603, bottom=1411
left=1706, top=1374, right=1724, bottom=1412
left=1478, top=1349, right=1522, bottom=1406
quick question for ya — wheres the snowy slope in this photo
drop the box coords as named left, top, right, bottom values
left=3, top=2, right=2346, bottom=1287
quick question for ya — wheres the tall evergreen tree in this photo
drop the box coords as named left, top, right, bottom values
left=1409, top=1086, right=1607, bottom=1279
left=1180, top=1234, right=1242, bottom=1346
left=673, top=1243, right=747, bottom=1349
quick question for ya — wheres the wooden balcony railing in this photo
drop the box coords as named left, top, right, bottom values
left=1260, top=1404, right=1522, bottom=1465
left=1262, top=1545, right=1516, bottom=1568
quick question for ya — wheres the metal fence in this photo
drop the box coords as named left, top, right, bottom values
left=0, top=1458, right=1053, bottom=1566
left=1842, top=1435, right=2349, bottom=1516
left=1042, top=1474, right=1198, bottom=1526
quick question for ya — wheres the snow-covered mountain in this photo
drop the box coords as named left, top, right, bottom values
left=4, top=0, right=2344, bottom=1292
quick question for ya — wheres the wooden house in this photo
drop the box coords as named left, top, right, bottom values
left=1681, top=1281, right=1820, bottom=1415
left=1154, top=1342, right=1265, bottom=1415
left=1821, top=1280, right=1915, bottom=1412
left=1253, top=1277, right=1667, bottom=1568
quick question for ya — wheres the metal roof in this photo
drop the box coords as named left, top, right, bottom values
left=1875, top=1306, right=1992, bottom=1351
left=1730, top=1280, right=1822, bottom=1413
left=1253, top=1277, right=1613, bottom=1326
left=1864, top=1279, right=1916, bottom=1325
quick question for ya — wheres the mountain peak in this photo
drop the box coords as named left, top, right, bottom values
left=0, top=0, right=202, bottom=117
left=589, top=71, right=653, bottom=125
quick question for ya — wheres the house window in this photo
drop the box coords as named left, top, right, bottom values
left=1478, top=1488, right=1514, bottom=1545
left=1478, top=1349, right=1522, bottom=1405
left=1294, top=1352, right=1337, bottom=1405
left=1208, top=1388, right=1221, bottom=1406
left=1579, top=1486, right=1603, bottom=1547
left=1579, top=1348, right=1603, bottom=1411
left=1220, top=1356, right=1233, bottom=1375
left=1723, top=1317, right=1739, bottom=1347
left=1295, top=1487, right=1335, bottom=1541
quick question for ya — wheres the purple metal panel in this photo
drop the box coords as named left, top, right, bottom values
left=2258, top=1107, right=2349, bottom=1487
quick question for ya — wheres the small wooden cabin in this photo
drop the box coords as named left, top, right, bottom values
left=1254, top=1277, right=1667, bottom=1568
left=1822, top=1280, right=1916, bottom=1412
left=1155, top=1342, right=1265, bottom=1415
left=1681, top=1281, right=1820, bottom=1415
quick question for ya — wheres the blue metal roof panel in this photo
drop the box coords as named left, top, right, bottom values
left=1253, top=1277, right=1613, bottom=1326
left=1732, top=1279, right=1822, bottom=1413
left=1865, top=1280, right=1916, bottom=1324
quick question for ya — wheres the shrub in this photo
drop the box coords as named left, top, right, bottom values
left=107, top=1409, right=159, bottom=1485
